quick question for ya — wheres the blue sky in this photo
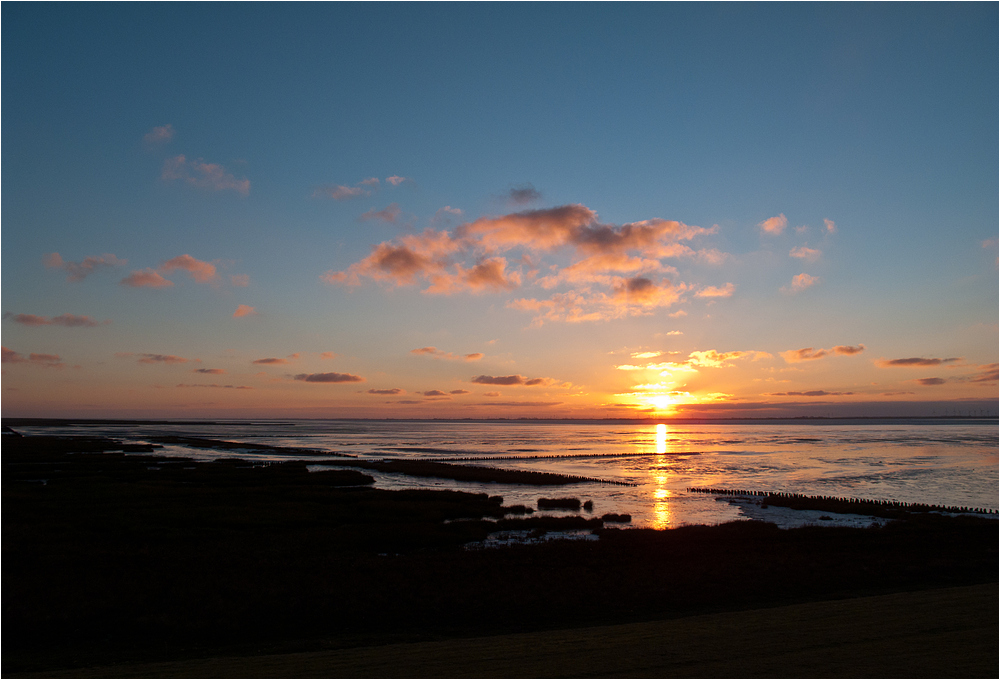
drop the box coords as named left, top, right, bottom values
left=2, top=3, right=997, bottom=418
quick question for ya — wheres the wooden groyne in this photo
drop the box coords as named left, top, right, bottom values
left=687, top=487, right=998, bottom=517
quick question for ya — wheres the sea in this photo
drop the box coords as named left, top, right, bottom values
left=14, top=418, right=999, bottom=529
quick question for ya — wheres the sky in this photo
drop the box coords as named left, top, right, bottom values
left=2, top=3, right=997, bottom=419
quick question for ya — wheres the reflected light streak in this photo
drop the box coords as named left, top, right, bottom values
left=655, top=423, right=667, bottom=454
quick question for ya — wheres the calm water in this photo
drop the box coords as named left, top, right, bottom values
left=17, top=419, right=999, bottom=528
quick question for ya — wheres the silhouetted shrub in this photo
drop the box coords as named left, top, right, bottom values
left=538, top=497, right=581, bottom=510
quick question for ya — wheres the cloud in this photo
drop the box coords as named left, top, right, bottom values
left=231, top=274, right=250, bottom=287
left=450, top=389, right=471, bottom=395
left=617, top=348, right=769, bottom=372
left=824, top=219, right=837, bottom=234
left=45, top=252, right=126, bottom=282
left=120, top=268, right=174, bottom=289
left=360, top=203, right=402, bottom=223
left=471, top=374, right=527, bottom=385
left=781, top=345, right=865, bottom=363
left=134, top=354, right=190, bottom=364
left=293, top=372, right=365, bottom=383
left=367, top=388, right=404, bottom=395
left=965, top=363, right=999, bottom=383
left=613, top=276, right=684, bottom=309
left=433, top=206, right=463, bottom=223
left=505, top=183, right=542, bottom=206
left=483, top=392, right=501, bottom=397
left=421, top=390, right=449, bottom=397
left=783, top=273, right=819, bottom=293
left=386, top=176, right=412, bottom=186
left=767, top=390, right=854, bottom=397
left=159, top=254, right=218, bottom=283
left=253, top=357, right=290, bottom=365
left=470, top=374, right=556, bottom=386
left=359, top=177, right=381, bottom=187
left=233, top=304, right=258, bottom=318
left=916, top=378, right=946, bottom=386
left=162, top=155, right=249, bottom=195
left=473, top=401, right=562, bottom=407
left=789, top=246, right=821, bottom=262
left=695, top=283, right=735, bottom=299
left=410, top=347, right=484, bottom=361
left=143, top=124, right=174, bottom=146
left=313, top=185, right=369, bottom=200
left=426, top=257, right=522, bottom=294
left=320, top=352, right=336, bottom=360
left=7, top=313, right=106, bottom=328
left=758, top=214, right=787, bottom=235
left=876, top=357, right=961, bottom=368
left=2, top=346, right=65, bottom=368
left=327, top=202, right=724, bottom=320
left=194, top=368, right=225, bottom=374
left=176, top=383, right=252, bottom=390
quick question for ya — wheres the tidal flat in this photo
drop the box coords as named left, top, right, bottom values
left=3, top=432, right=997, bottom=677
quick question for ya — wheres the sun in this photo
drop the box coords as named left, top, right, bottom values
left=645, top=394, right=676, bottom=411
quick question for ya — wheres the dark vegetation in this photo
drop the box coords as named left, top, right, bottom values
left=537, top=497, right=582, bottom=510
left=149, top=435, right=353, bottom=457
left=3, top=434, right=998, bottom=675
left=688, top=486, right=999, bottom=517
left=600, top=513, right=632, bottom=523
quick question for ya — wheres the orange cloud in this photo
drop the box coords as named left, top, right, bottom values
left=360, top=203, right=402, bottom=223
left=160, top=254, right=218, bottom=283
left=614, top=276, right=683, bottom=308
left=426, top=257, right=522, bottom=294
left=421, top=390, right=450, bottom=397
left=294, top=372, right=365, bottom=383
left=194, top=368, right=225, bottom=374
left=410, top=347, right=486, bottom=361
left=7, top=313, right=106, bottom=328
left=253, top=357, right=289, bottom=365
left=386, top=175, right=412, bottom=186
left=694, top=283, right=735, bottom=298
left=162, top=155, right=249, bottom=195
left=458, top=204, right=597, bottom=251
left=966, top=363, right=999, bottom=383
left=367, top=388, right=404, bottom=395
left=233, top=304, right=258, bottom=318
left=143, top=124, right=174, bottom=146
left=470, top=374, right=556, bottom=386
left=876, top=356, right=961, bottom=368
left=758, top=214, right=787, bottom=235
left=450, top=389, right=471, bottom=395
left=824, top=219, right=837, bottom=233
left=789, top=246, right=821, bottom=262
left=45, top=252, right=126, bottom=282
left=915, top=377, right=946, bottom=386
left=121, top=269, right=174, bottom=289
left=781, top=345, right=865, bottom=363
left=320, top=352, right=336, bottom=360
left=2, top=346, right=65, bottom=368
left=176, top=383, right=252, bottom=390
left=767, top=390, right=854, bottom=397
left=783, top=273, right=819, bottom=293
left=231, top=274, right=250, bottom=287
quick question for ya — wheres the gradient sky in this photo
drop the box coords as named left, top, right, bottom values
left=2, top=3, right=997, bottom=419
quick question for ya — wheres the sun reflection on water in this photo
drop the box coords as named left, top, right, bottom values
left=651, top=423, right=672, bottom=528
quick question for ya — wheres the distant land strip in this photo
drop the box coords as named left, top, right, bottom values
left=327, top=459, right=637, bottom=486
left=425, top=451, right=700, bottom=462
left=688, top=487, right=998, bottom=517
left=149, top=435, right=356, bottom=457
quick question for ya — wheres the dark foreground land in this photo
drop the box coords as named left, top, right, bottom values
left=4, top=434, right=998, bottom=677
